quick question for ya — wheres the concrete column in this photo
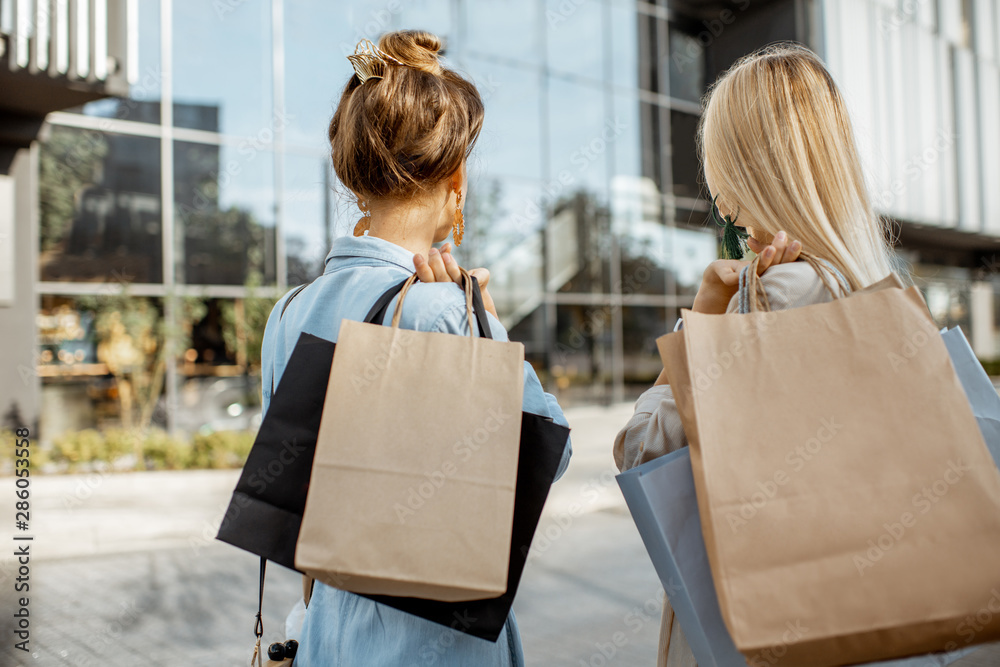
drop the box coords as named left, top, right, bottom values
left=970, top=280, right=995, bottom=360
left=0, top=148, right=41, bottom=435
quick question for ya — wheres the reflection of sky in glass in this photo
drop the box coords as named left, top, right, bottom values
left=610, top=2, right=638, bottom=90
left=548, top=78, right=609, bottom=195
left=172, top=0, right=273, bottom=136
left=468, top=57, right=542, bottom=180
left=282, top=153, right=333, bottom=273
left=282, top=0, right=453, bottom=151
left=216, top=144, right=275, bottom=226
left=613, top=92, right=642, bottom=177
left=393, top=0, right=451, bottom=36
left=465, top=0, right=540, bottom=63
left=668, top=29, right=704, bottom=103
left=670, top=227, right=716, bottom=288
left=284, top=1, right=356, bottom=151
left=546, top=0, right=605, bottom=80
left=465, top=178, right=545, bottom=254
left=132, top=0, right=162, bottom=101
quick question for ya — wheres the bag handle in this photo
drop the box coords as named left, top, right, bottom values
left=380, top=268, right=492, bottom=339
left=738, top=251, right=850, bottom=313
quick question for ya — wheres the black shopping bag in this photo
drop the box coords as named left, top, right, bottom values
left=215, top=278, right=408, bottom=570
left=216, top=276, right=569, bottom=641
left=363, top=410, right=567, bottom=641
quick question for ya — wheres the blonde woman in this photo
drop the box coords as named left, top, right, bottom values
left=613, top=44, right=897, bottom=665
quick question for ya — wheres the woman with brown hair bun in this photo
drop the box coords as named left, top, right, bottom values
left=259, top=30, right=571, bottom=666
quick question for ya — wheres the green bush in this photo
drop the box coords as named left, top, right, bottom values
left=29, top=427, right=256, bottom=474
left=52, top=429, right=107, bottom=471
left=190, top=430, right=256, bottom=469
left=142, top=429, right=192, bottom=470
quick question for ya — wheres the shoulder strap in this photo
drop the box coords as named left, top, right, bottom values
left=365, top=274, right=493, bottom=339
left=281, top=283, right=309, bottom=318
left=271, top=283, right=312, bottom=396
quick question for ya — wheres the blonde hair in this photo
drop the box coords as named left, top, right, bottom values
left=698, top=43, right=895, bottom=290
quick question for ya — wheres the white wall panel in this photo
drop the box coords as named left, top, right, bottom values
left=937, top=38, right=960, bottom=226
left=974, top=0, right=996, bottom=62
left=978, top=61, right=1000, bottom=233
left=954, top=48, right=982, bottom=230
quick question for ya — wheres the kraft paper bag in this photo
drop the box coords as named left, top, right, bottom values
left=660, top=254, right=1000, bottom=666
left=217, top=278, right=411, bottom=570
left=617, top=447, right=977, bottom=667
left=296, top=270, right=524, bottom=602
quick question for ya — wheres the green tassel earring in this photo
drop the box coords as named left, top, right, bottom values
left=710, top=194, right=749, bottom=260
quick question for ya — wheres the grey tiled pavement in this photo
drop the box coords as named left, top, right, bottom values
left=0, top=403, right=998, bottom=666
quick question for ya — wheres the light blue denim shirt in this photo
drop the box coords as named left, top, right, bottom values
left=259, top=234, right=572, bottom=667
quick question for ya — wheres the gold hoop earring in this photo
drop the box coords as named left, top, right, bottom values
left=452, top=187, right=464, bottom=246
left=354, top=199, right=371, bottom=237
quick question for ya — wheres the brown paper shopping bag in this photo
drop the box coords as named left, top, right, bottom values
left=659, top=255, right=1000, bottom=666
left=295, top=270, right=524, bottom=602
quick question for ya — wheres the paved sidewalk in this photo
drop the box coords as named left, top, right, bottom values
left=0, top=402, right=998, bottom=666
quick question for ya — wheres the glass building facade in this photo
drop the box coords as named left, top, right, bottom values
left=25, top=0, right=1000, bottom=435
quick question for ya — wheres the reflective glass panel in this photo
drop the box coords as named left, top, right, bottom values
left=546, top=0, right=605, bottom=81
left=39, top=127, right=162, bottom=283
left=173, top=141, right=276, bottom=285
left=172, top=0, right=273, bottom=135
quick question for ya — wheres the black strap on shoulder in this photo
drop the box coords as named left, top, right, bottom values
left=363, top=275, right=493, bottom=340
left=271, top=282, right=312, bottom=396
left=281, top=283, right=309, bottom=319
left=363, top=278, right=411, bottom=324
left=469, top=275, right=493, bottom=340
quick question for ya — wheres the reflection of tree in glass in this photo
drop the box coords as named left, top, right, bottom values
left=219, top=270, right=278, bottom=372
left=463, top=178, right=503, bottom=268
left=551, top=189, right=610, bottom=295
left=175, top=142, right=273, bottom=285
left=181, top=205, right=270, bottom=284
left=39, top=127, right=109, bottom=252
left=286, top=236, right=321, bottom=286
left=75, top=292, right=207, bottom=466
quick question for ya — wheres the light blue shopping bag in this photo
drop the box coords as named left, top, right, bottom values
left=942, top=326, right=1000, bottom=467
left=618, top=448, right=979, bottom=666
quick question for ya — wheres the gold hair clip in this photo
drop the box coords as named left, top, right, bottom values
left=347, top=39, right=404, bottom=84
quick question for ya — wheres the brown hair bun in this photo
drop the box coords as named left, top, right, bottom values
left=330, top=30, right=484, bottom=201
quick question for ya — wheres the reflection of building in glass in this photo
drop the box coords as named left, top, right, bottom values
left=7, top=0, right=1000, bottom=438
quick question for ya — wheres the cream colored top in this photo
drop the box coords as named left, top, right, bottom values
left=613, top=261, right=843, bottom=666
